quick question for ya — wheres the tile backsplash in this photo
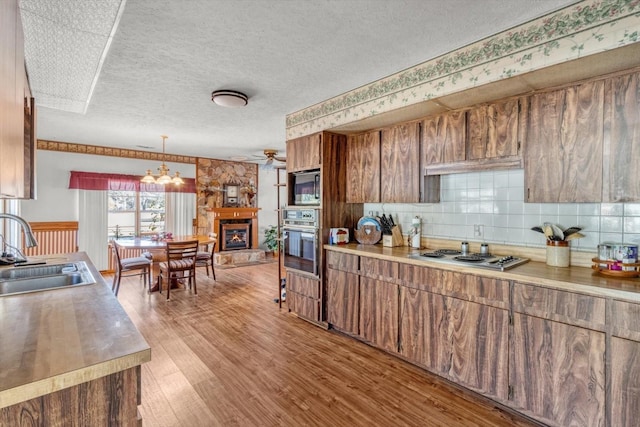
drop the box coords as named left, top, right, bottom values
left=364, top=169, right=640, bottom=254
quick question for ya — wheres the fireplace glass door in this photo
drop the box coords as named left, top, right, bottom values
left=221, top=223, right=250, bottom=251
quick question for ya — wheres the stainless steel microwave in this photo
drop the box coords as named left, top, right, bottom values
left=292, top=170, right=320, bottom=205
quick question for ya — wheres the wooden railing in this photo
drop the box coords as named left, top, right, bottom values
left=23, top=221, right=78, bottom=256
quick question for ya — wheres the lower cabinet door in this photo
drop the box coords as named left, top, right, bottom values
left=510, top=313, right=605, bottom=427
left=399, top=287, right=508, bottom=400
left=326, top=268, right=359, bottom=335
left=287, top=291, right=319, bottom=322
left=359, top=276, right=398, bottom=353
left=611, top=337, right=640, bottom=427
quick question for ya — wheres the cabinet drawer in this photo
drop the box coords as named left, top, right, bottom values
left=399, top=263, right=441, bottom=291
left=610, top=299, right=640, bottom=341
left=399, top=265, right=509, bottom=309
left=287, top=272, right=320, bottom=299
left=360, top=256, right=398, bottom=282
left=326, top=251, right=359, bottom=273
left=513, top=282, right=606, bottom=331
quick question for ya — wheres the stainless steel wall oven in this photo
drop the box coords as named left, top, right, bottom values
left=282, top=208, right=319, bottom=276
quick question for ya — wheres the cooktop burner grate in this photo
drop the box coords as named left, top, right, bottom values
left=435, top=249, right=461, bottom=255
left=420, top=252, right=445, bottom=258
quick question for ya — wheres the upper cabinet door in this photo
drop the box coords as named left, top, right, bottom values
left=0, top=0, right=25, bottom=198
left=603, top=71, right=640, bottom=202
left=422, top=111, right=466, bottom=166
left=381, top=122, right=420, bottom=203
left=286, top=133, right=322, bottom=173
left=467, top=98, right=521, bottom=160
left=346, top=130, right=380, bottom=203
left=524, top=81, right=604, bottom=202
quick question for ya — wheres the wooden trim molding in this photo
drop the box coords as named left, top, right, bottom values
left=37, top=139, right=197, bottom=165
left=28, top=221, right=78, bottom=232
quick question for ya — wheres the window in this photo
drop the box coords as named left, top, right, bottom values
left=108, top=190, right=165, bottom=239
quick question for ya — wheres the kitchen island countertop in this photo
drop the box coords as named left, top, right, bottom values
left=0, top=252, right=151, bottom=409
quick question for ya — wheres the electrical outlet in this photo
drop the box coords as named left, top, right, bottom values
left=474, top=224, right=484, bottom=238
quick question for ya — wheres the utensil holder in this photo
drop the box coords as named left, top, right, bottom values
left=546, top=240, right=570, bottom=267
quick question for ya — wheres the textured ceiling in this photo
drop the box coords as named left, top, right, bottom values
left=20, top=0, right=580, bottom=162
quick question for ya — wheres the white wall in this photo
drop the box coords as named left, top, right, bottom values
left=21, top=150, right=195, bottom=222
left=365, top=169, right=640, bottom=255
left=256, top=166, right=284, bottom=249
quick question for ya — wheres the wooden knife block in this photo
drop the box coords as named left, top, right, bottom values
left=382, top=225, right=404, bottom=247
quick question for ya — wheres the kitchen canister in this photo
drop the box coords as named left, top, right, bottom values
left=410, top=216, right=421, bottom=249
left=546, top=240, right=570, bottom=267
left=607, top=242, right=638, bottom=271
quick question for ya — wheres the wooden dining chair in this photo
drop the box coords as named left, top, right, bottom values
left=195, top=239, right=217, bottom=280
left=111, top=240, right=152, bottom=296
left=159, top=240, right=199, bottom=300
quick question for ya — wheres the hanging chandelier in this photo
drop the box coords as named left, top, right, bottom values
left=141, top=135, right=184, bottom=185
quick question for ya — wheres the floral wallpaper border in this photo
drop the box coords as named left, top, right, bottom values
left=286, top=0, right=640, bottom=138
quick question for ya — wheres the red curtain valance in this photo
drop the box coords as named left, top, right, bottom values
left=69, top=171, right=196, bottom=193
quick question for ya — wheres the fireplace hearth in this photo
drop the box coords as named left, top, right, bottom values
left=221, top=223, right=250, bottom=251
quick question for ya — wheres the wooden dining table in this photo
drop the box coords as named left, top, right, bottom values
left=114, top=235, right=216, bottom=292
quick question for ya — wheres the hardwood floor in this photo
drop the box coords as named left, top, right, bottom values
left=110, top=263, right=538, bottom=427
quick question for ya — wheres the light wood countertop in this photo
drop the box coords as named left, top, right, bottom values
left=325, top=243, right=640, bottom=303
left=0, top=252, right=151, bottom=409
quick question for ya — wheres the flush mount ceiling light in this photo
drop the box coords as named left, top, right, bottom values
left=141, top=135, right=184, bottom=185
left=211, top=90, right=248, bottom=108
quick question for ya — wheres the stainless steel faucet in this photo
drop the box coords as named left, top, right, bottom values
left=0, top=213, right=38, bottom=248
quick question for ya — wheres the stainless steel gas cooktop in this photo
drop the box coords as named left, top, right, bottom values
left=408, top=249, right=529, bottom=271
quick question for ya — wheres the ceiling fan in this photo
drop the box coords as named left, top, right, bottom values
left=255, top=149, right=286, bottom=166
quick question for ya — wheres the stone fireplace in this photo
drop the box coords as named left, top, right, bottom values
left=207, top=207, right=265, bottom=266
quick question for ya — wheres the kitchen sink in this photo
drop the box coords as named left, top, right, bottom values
left=0, top=261, right=96, bottom=296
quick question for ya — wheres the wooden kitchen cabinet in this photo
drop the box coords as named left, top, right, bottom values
left=422, top=110, right=466, bottom=166
left=0, top=0, right=29, bottom=199
left=399, top=264, right=509, bottom=400
left=325, top=251, right=359, bottom=334
left=285, top=132, right=362, bottom=328
left=422, top=97, right=524, bottom=176
left=359, top=276, right=398, bottom=353
left=466, top=97, right=522, bottom=161
left=603, top=70, right=640, bottom=202
left=286, top=133, right=322, bottom=173
left=346, top=125, right=438, bottom=203
left=380, top=122, right=420, bottom=203
left=287, top=270, right=321, bottom=323
left=359, top=257, right=399, bottom=352
left=609, top=299, right=640, bottom=427
left=524, top=80, right=604, bottom=202
left=1, top=367, right=141, bottom=426
left=346, top=130, right=380, bottom=203
left=510, top=282, right=606, bottom=427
